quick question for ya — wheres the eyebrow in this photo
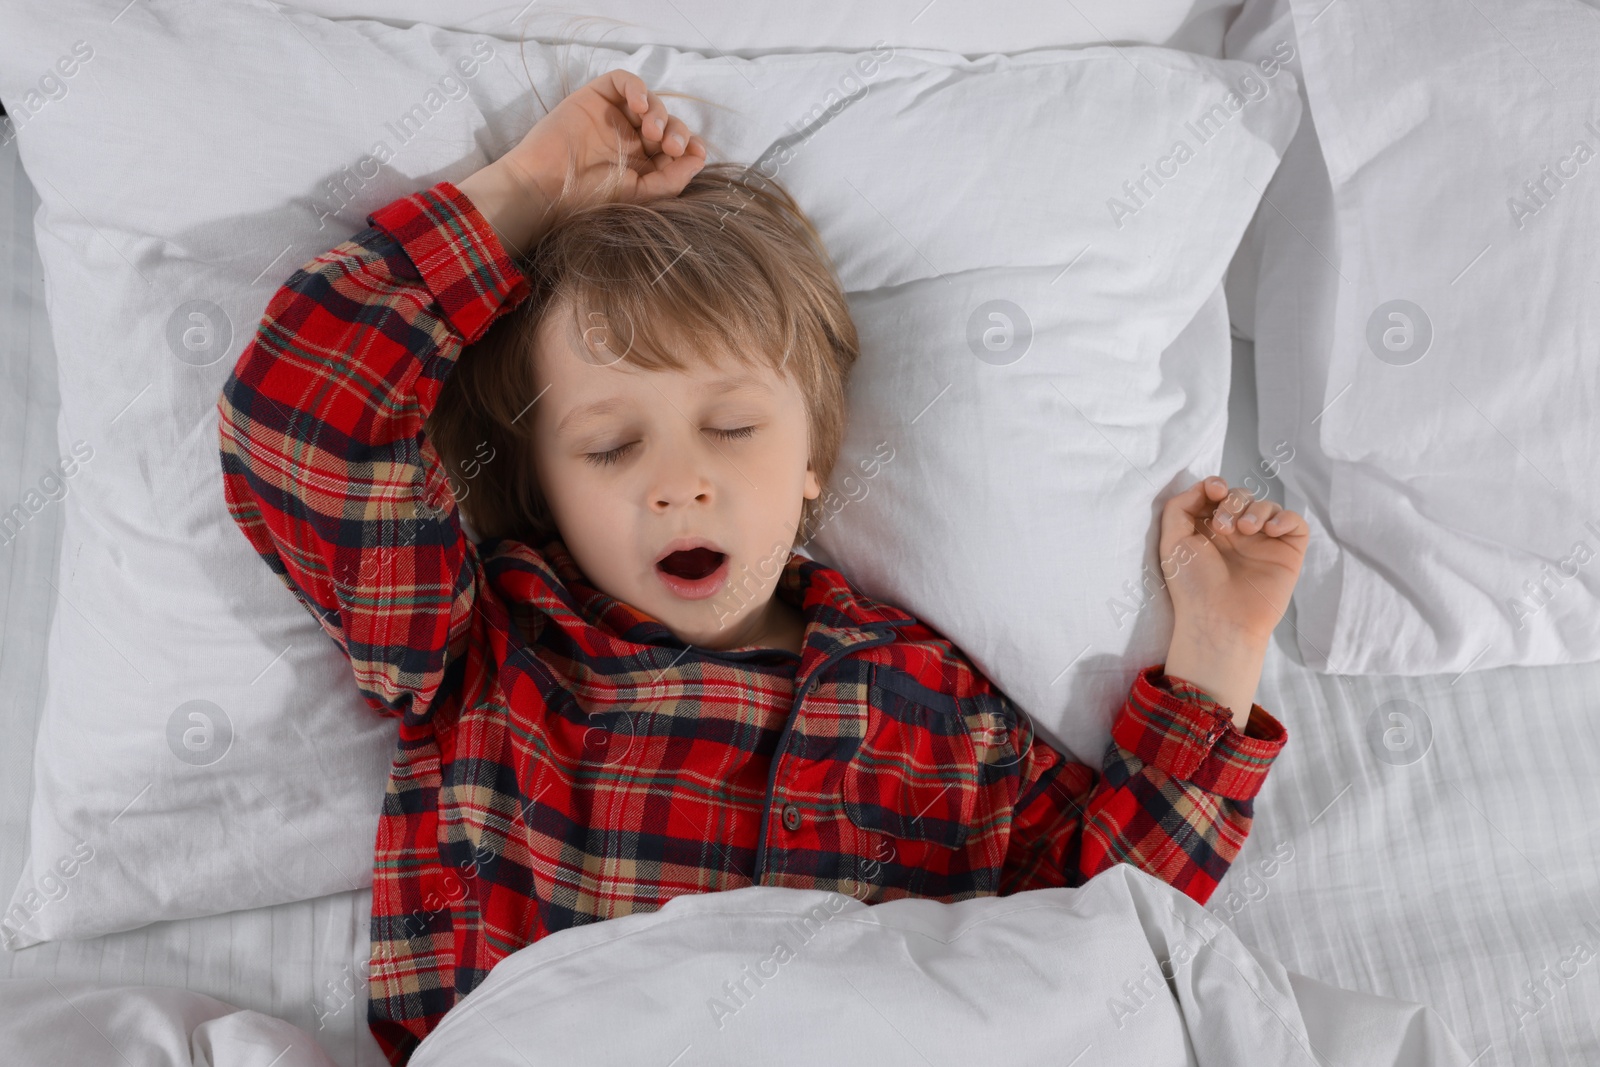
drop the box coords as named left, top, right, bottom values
left=555, top=374, right=772, bottom=436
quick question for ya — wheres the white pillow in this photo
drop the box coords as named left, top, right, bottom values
left=717, top=43, right=1299, bottom=762
left=1221, top=0, right=1351, bottom=662
left=1232, top=0, right=1600, bottom=674
left=816, top=284, right=1233, bottom=765
left=792, top=50, right=1297, bottom=761
left=280, top=0, right=1244, bottom=58
left=0, top=1, right=1296, bottom=945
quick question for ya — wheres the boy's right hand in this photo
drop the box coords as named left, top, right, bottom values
left=457, top=69, right=708, bottom=255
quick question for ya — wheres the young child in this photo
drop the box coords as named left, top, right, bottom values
left=218, top=70, right=1304, bottom=1064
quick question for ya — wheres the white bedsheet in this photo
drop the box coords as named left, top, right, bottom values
left=3, top=105, right=1600, bottom=1067
left=0, top=979, right=338, bottom=1067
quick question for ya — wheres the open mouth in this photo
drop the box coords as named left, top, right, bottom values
left=654, top=541, right=731, bottom=599
left=656, top=547, right=727, bottom=581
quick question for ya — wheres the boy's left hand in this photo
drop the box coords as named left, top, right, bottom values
left=1159, top=476, right=1309, bottom=645
left=1156, top=476, right=1308, bottom=728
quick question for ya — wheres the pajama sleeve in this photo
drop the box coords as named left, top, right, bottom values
left=217, top=181, right=531, bottom=720
left=999, top=665, right=1287, bottom=905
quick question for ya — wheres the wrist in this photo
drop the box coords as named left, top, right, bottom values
left=1163, top=620, right=1269, bottom=731
left=455, top=160, right=555, bottom=258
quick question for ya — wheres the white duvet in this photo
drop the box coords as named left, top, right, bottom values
left=411, top=866, right=1466, bottom=1067
left=0, top=867, right=1471, bottom=1066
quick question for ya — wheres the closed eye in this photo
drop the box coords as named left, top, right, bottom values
left=583, top=442, right=635, bottom=467
left=582, top=426, right=757, bottom=468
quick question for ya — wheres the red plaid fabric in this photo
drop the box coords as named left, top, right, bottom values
left=217, top=180, right=1287, bottom=1065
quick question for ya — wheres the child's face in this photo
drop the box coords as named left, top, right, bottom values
left=529, top=307, right=822, bottom=651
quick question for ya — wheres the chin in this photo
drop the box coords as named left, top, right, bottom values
left=684, top=600, right=765, bottom=648
left=668, top=616, right=739, bottom=649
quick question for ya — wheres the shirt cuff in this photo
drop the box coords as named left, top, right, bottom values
left=1109, top=664, right=1287, bottom=801
left=366, top=180, right=531, bottom=344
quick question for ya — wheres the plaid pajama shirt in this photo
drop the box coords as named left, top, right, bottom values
left=217, top=180, right=1287, bottom=1065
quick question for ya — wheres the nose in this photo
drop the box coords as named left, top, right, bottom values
left=649, top=452, right=714, bottom=513
left=652, top=486, right=710, bottom=512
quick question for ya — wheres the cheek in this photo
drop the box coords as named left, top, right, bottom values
left=760, top=423, right=817, bottom=518
left=751, top=425, right=807, bottom=487
left=532, top=446, right=607, bottom=536
left=765, top=407, right=812, bottom=464
left=545, top=465, right=638, bottom=586
left=546, top=460, right=620, bottom=529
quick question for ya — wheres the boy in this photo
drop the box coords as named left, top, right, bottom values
left=218, top=70, right=1302, bottom=1064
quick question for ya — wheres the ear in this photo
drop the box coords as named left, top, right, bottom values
left=803, top=466, right=822, bottom=500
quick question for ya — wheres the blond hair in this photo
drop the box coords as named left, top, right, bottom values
left=426, top=159, right=859, bottom=551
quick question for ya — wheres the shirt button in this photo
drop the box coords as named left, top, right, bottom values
left=782, top=803, right=802, bottom=831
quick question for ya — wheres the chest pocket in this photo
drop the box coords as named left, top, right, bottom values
left=843, top=666, right=979, bottom=850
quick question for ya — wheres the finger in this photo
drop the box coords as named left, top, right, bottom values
left=1263, top=508, right=1308, bottom=540
left=634, top=89, right=670, bottom=154
left=635, top=134, right=707, bottom=199
left=1234, top=499, right=1281, bottom=534
left=1161, top=485, right=1206, bottom=543
left=594, top=70, right=667, bottom=154
left=1165, top=476, right=1222, bottom=522
left=1208, top=484, right=1252, bottom=531
left=597, top=69, right=651, bottom=124
left=1217, top=486, right=1252, bottom=517
left=1196, top=476, right=1230, bottom=530
left=657, top=114, right=692, bottom=157
left=1161, top=480, right=1225, bottom=561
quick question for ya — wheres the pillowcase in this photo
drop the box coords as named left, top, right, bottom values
left=1230, top=0, right=1600, bottom=674
left=790, top=47, right=1297, bottom=761
left=278, top=0, right=1245, bottom=58
left=1221, top=0, right=1350, bottom=663
left=0, top=0, right=1296, bottom=945
left=817, top=283, right=1232, bottom=764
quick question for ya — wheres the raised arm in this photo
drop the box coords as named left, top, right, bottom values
left=217, top=182, right=532, bottom=720
left=999, top=667, right=1286, bottom=903
left=218, top=70, right=706, bottom=721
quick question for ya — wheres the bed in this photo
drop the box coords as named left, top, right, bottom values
left=3, top=2, right=1598, bottom=1065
